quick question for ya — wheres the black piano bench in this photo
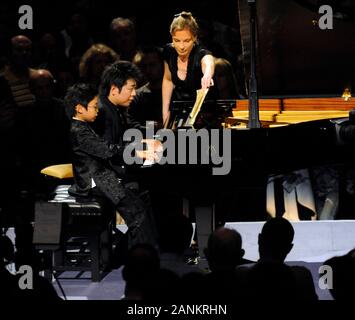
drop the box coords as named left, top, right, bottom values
left=34, top=185, right=113, bottom=282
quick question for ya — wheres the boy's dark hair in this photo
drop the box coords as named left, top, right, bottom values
left=99, top=60, right=141, bottom=97
left=64, top=83, right=97, bottom=118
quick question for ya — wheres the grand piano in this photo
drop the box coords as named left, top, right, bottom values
left=140, top=0, right=355, bottom=255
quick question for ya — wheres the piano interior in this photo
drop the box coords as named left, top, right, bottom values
left=226, top=97, right=355, bottom=128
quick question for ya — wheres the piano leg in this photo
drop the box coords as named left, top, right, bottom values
left=194, top=202, right=215, bottom=259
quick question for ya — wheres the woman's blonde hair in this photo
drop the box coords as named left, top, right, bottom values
left=170, top=11, right=199, bottom=37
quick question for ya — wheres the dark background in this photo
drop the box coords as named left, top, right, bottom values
left=2, top=0, right=355, bottom=96
left=0, top=0, right=240, bottom=48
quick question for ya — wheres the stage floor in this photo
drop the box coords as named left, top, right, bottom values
left=49, top=219, right=355, bottom=300
left=7, top=219, right=355, bottom=300
left=51, top=259, right=333, bottom=300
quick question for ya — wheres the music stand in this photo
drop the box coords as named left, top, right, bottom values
left=168, top=98, right=235, bottom=129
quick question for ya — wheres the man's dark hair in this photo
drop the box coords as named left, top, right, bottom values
left=99, top=60, right=141, bottom=97
left=64, top=83, right=97, bottom=118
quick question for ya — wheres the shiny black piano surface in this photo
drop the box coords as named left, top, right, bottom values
left=140, top=118, right=349, bottom=207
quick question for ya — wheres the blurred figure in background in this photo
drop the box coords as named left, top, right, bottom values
left=109, top=17, right=140, bottom=62
left=79, top=43, right=119, bottom=88
left=214, top=57, right=241, bottom=99
left=2, top=35, right=36, bottom=109
left=60, top=12, right=94, bottom=75
left=130, top=46, right=164, bottom=127
left=28, top=69, right=70, bottom=182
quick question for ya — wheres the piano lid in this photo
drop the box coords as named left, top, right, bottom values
left=238, top=0, right=355, bottom=97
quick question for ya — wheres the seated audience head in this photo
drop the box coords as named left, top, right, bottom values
left=258, top=217, right=294, bottom=262
left=39, top=32, right=59, bottom=55
left=36, top=32, right=67, bottom=68
left=64, top=83, right=98, bottom=120
left=109, top=17, right=137, bottom=61
left=214, top=57, right=239, bottom=99
left=30, top=69, right=56, bottom=102
left=65, top=12, right=91, bottom=39
left=10, top=35, right=33, bottom=69
left=133, top=46, right=164, bottom=89
left=79, top=43, right=119, bottom=86
left=122, top=243, right=160, bottom=300
left=204, top=227, right=245, bottom=272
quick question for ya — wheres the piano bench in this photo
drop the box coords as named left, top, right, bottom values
left=35, top=185, right=113, bottom=282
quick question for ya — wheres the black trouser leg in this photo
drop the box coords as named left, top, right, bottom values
left=116, top=188, right=158, bottom=250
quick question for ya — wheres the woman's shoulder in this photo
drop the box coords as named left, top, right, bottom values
left=193, top=44, right=212, bottom=58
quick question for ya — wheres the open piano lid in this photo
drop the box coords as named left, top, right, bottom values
left=238, top=0, right=355, bottom=97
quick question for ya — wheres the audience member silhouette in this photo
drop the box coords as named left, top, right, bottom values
left=143, top=268, right=181, bottom=302
left=214, top=57, right=241, bottom=99
left=109, top=17, right=139, bottom=62
left=31, top=32, right=76, bottom=99
left=133, top=46, right=164, bottom=88
left=205, top=227, right=249, bottom=272
left=198, top=19, right=228, bottom=60
left=1, top=36, right=39, bottom=260
left=0, top=73, right=18, bottom=223
left=34, top=32, right=65, bottom=69
left=0, top=3, right=15, bottom=69
left=79, top=43, right=119, bottom=88
left=55, top=69, right=76, bottom=99
left=2, top=35, right=37, bottom=187
left=122, top=243, right=160, bottom=300
left=27, top=69, right=71, bottom=186
left=237, top=217, right=318, bottom=301
left=203, top=227, right=249, bottom=301
left=179, top=271, right=206, bottom=302
left=130, top=46, right=164, bottom=127
left=0, top=232, right=19, bottom=299
left=33, top=32, right=74, bottom=84
left=60, top=12, right=94, bottom=76
left=323, top=248, right=355, bottom=300
left=258, top=217, right=295, bottom=263
left=2, top=35, right=37, bottom=109
left=0, top=230, right=60, bottom=300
